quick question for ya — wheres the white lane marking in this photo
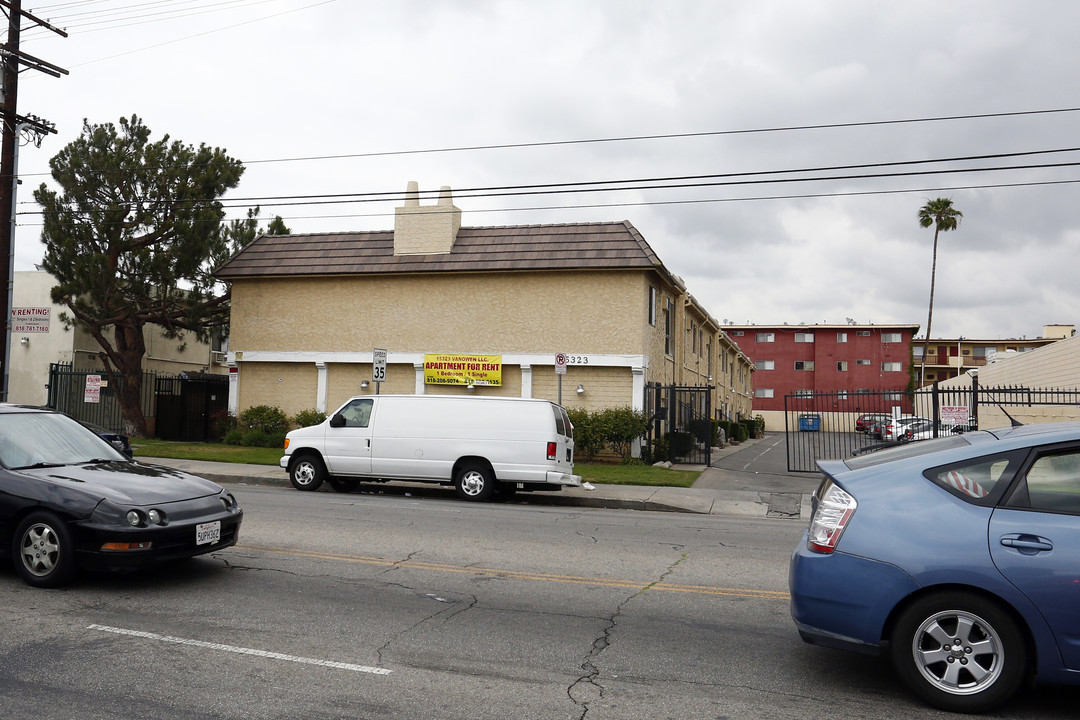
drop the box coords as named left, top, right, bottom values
left=88, top=624, right=391, bottom=675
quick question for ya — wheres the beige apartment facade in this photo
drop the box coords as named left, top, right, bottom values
left=914, top=324, right=1073, bottom=386
left=934, top=329, right=1080, bottom=426
left=216, top=184, right=754, bottom=426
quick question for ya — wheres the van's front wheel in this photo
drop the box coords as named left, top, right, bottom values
left=455, top=463, right=495, bottom=501
left=289, top=455, right=326, bottom=491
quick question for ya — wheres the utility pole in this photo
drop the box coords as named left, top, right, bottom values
left=0, top=0, right=67, bottom=400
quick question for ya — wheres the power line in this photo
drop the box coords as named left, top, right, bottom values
left=15, top=106, right=1080, bottom=180
left=19, top=146, right=1080, bottom=210
left=18, top=177, right=1080, bottom=228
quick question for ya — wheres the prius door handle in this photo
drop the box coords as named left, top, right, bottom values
left=1000, top=534, right=1053, bottom=552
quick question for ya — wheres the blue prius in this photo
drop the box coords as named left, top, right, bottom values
left=790, top=421, right=1080, bottom=712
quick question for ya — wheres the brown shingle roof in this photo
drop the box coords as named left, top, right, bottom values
left=214, top=221, right=675, bottom=282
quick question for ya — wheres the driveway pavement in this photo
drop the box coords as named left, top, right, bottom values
left=139, top=433, right=819, bottom=520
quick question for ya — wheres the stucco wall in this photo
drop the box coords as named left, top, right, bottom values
left=230, top=271, right=649, bottom=355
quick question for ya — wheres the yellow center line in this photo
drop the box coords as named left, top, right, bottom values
left=236, top=544, right=790, bottom=600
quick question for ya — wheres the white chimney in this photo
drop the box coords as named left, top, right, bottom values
left=393, top=182, right=461, bottom=255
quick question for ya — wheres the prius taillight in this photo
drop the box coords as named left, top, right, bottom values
left=547, top=442, right=557, bottom=460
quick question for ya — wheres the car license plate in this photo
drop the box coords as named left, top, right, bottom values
left=196, top=521, right=221, bottom=546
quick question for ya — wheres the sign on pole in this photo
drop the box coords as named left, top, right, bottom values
left=554, top=352, right=567, bottom=375
left=373, top=348, right=387, bottom=395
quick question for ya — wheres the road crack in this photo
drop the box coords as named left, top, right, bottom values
left=567, top=552, right=688, bottom=718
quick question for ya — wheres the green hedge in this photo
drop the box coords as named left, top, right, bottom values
left=566, top=406, right=649, bottom=463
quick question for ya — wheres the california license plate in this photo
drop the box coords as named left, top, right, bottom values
left=196, top=521, right=221, bottom=546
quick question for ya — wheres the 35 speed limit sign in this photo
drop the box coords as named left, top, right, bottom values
left=373, top=348, right=387, bottom=382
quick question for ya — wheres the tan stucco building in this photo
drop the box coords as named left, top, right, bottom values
left=215, top=184, right=754, bottom=426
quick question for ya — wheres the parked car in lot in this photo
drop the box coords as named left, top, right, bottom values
left=855, top=413, right=890, bottom=434
left=881, top=415, right=928, bottom=442
left=790, top=421, right=1080, bottom=712
left=0, top=404, right=243, bottom=588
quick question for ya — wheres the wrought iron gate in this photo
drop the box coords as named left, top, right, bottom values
left=644, top=383, right=712, bottom=465
left=784, top=380, right=1080, bottom=472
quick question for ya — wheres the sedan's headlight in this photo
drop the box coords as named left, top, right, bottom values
left=220, top=491, right=238, bottom=511
left=147, top=509, right=165, bottom=525
left=126, top=510, right=144, bottom=527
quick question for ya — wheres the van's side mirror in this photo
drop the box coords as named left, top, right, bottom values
left=329, top=414, right=345, bottom=428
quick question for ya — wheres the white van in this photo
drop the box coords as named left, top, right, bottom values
left=280, top=394, right=581, bottom=501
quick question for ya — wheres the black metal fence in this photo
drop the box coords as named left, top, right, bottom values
left=154, top=372, right=229, bottom=441
left=47, top=363, right=227, bottom=440
left=47, top=362, right=157, bottom=433
left=644, top=383, right=713, bottom=465
left=784, top=380, right=1080, bottom=472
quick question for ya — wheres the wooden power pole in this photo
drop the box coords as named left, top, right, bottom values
left=0, top=0, right=66, bottom=400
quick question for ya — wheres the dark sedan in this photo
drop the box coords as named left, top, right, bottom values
left=0, top=404, right=242, bottom=588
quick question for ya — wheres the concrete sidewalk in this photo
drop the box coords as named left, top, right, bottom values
left=138, top=436, right=814, bottom=520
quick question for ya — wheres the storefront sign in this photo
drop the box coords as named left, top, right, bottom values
left=424, top=354, right=502, bottom=386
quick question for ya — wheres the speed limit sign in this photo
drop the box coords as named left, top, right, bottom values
left=373, top=348, right=387, bottom=383
left=555, top=353, right=567, bottom=375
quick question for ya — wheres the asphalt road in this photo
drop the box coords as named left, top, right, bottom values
left=2, top=486, right=1077, bottom=719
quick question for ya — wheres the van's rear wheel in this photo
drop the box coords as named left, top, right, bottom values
left=289, top=455, right=326, bottom=491
left=455, top=463, right=495, bottom=501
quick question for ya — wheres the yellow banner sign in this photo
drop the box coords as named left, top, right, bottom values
left=424, top=354, right=502, bottom=386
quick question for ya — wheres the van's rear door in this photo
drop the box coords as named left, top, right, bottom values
left=551, top=403, right=574, bottom=466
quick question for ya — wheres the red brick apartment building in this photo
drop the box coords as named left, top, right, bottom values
left=723, top=323, right=920, bottom=424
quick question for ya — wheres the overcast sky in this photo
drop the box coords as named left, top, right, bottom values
left=13, top=0, right=1080, bottom=341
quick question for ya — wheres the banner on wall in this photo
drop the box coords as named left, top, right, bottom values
left=424, top=354, right=502, bottom=386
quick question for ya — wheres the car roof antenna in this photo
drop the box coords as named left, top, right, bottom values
left=989, top=400, right=1024, bottom=427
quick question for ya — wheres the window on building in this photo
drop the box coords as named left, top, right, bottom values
left=755, top=388, right=774, bottom=398
left=756, top=332, right=774, bottom=342
left=648, top=287, right=657, bottom=326
left=857, top=330, right=871, bottom=337
left=882, top=362, right=902, bottom=372
left=795, top=333, right=815, bottom=343
left=856, top=359, right=871, bottom=366
left=794, top=361, right=815, bottom=371
left=882, top=332, right=902, bottom=343
left=837, top=332, right=848, bottom=343
left=973, top=346, right=998, bottom=357
left=707, top=341, right=712, bottom=377
left=698, top=329, right=704, bottom=356
left=664, top=300, right=673, bottom=355
left=731, top=330, right=744, bottom=336
left=885, top=392, right=904, bottom=401
left=837, top=361, right=848, bottom=371
left=690, top=321, right=697, bottom=353
left=913, top=346, right=924, bottom=358
left=837, top=391, right=848, bottom=400
left=754, top=360, right=774, bottom=370
left=856, top=388, right=872, bottom=394
left=793, top=389, right=814, bottom=397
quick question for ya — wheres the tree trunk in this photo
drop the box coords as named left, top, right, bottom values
left=99, top=323, right=150, bottom=438
left=919, top=227, right=941, bottom=385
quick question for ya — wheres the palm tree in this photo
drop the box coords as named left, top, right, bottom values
left=917, top=198, right=963, bottom=385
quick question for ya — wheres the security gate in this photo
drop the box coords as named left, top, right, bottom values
left=644, top=383, right=712, bottom=465
left=784, top=381, right=1080, bottom=472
